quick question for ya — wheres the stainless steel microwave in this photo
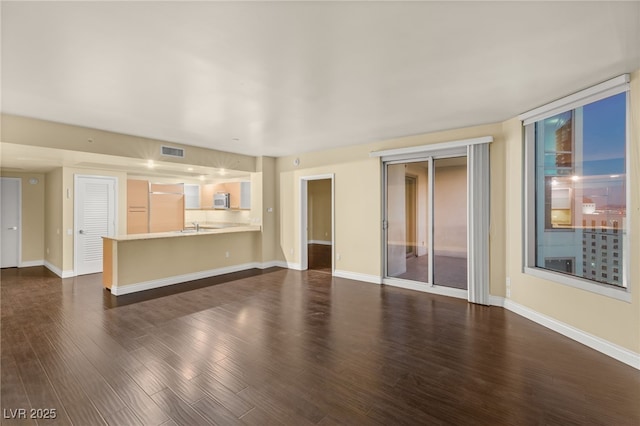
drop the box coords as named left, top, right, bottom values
left=213, top=193, right=230, bottom=209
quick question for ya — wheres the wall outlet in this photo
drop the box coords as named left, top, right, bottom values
left=506, top=277, right=511, bottom=298
left=289, top=248, right=294, bottom=255
left=225, top=251, right=230, bottom=258
left=337, top=253, right=341, bottom=261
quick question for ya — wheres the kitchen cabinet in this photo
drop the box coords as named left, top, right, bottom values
left=149, top=183, right=184, bottom=232
left=225, top=182, right=251, bottom=209
left=200, top=184, right=216, bottom=209
left=199, top=181, right=251, bottom=209
left=127, top=179, right=149, bottom=234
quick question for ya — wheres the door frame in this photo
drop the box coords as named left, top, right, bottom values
left=74, top=174, right=118, bottom=276
left=299, top=174, right=335, bottom=272
left=373, top=136, right=492, bottom=305
left=1, top=177, right=22, bottom=268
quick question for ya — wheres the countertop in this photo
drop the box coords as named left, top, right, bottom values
left=103, top=223, right=261, bottom=242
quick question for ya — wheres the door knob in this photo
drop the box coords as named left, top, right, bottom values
left=8, top=226, right=17, bottom=230
left=79, top=229, right=85, bottom=234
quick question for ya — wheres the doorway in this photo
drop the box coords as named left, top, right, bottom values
left=385, top=158, right=467, bottom=290
left=299, top=174, right=334, bottom=273
left=377, top=137, right=492, bottom=304
left=1, top=178, right=21, bottom=268
left=74, top=175, right=117, bottom=276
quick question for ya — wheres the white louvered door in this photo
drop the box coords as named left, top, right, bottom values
left=75, top=175, right=116, bottom=275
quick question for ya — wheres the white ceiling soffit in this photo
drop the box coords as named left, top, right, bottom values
left=2, top=1, right=639, bottom=157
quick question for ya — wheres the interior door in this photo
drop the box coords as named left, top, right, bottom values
left=1, top=178, right=20, bottom=268
left=75, top=175, right=116, bottom=275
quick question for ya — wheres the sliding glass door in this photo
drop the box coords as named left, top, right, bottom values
left=433, top=157, right=468, bottom=290
left=384, top=156, right=468, bottom=290
left=386, top=161, right=430, bottom=283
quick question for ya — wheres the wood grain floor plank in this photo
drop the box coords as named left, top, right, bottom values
left=238, top=407, right=284, bottom=426
left=149, top=388, right=209, bottom=426
left=192, top=395, right=244, bottom=426
left=189, top=371, right=253, bottom=418
left=103, top=407, right=143, bottom=426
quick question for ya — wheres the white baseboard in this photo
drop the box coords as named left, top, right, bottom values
left=257, top=260, right=288, bottom=269
left=502, top=299, right=639, bottom=370
left=333, top=270, right=382, bottom=284
left=308, top=240, right=332, bottom=246
left=489, top=295, right=505, bottom=307
left=20, top=260, right=44, bottom=267
left=44, top=261, right=74, bottom=278
left=111, top=262, right=262, bottom=296
left=286, top=262, right=302, bottom=271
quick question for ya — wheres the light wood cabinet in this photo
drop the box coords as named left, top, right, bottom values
left=226, top=182, right=241, bottom=209
left=149, top=193, right=184, bottom=232
left=198, top=181, right=251, bottom=210
left=127, top=179, right=149, bottom=234
left=149, top=183, right=184, bottom=232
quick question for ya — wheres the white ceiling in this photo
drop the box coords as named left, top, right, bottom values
left=2, top=1, right=640, bottom=158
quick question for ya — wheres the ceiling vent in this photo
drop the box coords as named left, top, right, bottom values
left=161, top=145, right=185, bottom=158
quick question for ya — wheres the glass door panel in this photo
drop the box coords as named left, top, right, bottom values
left=433, top=157, right=468, bottom=289
left=386, top=161, right=430, bottom=283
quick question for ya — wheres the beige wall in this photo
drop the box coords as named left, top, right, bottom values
left=0, top=172, right=45, bottom=263
left=1, top=114, right=256, bottom=172
left=502, top=70, right=640, bottom=353
left=44, top=168, right=63, bottom=270
left=257, top=157, right=279, bottom=263
left=307, top=179, right=332, bottom=243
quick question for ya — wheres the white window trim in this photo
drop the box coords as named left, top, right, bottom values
left=522, top=75, right=631, bottom=303
left=519, top=74, right=629, bottom=125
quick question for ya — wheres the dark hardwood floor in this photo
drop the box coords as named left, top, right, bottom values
left=307, top=244, right=331, bottom=273
left=1, top=266, right=639, bottom=425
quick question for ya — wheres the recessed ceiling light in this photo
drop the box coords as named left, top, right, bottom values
left=147, top=160, right=154, bottom=168
left=199, top=175, right=205, bottom=181
left=188, top=167, right=194, bottom=171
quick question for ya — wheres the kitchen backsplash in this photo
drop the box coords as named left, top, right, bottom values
left=185, top=209, right=252, bottom=224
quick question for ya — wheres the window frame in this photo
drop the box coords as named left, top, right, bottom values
left=521, top=75, right=631, bottom=302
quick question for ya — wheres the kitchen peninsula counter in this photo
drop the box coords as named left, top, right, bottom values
left=106, top=224, right=260, bottom=242
left=103, top=224, right=261, bottom=295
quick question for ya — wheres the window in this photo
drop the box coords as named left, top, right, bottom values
left=522, top=75, right=629, bottom=300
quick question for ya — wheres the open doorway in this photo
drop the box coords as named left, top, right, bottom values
left=299, top=174, right=334, bottom=273
left=307, top=179, right=332, bottom=272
